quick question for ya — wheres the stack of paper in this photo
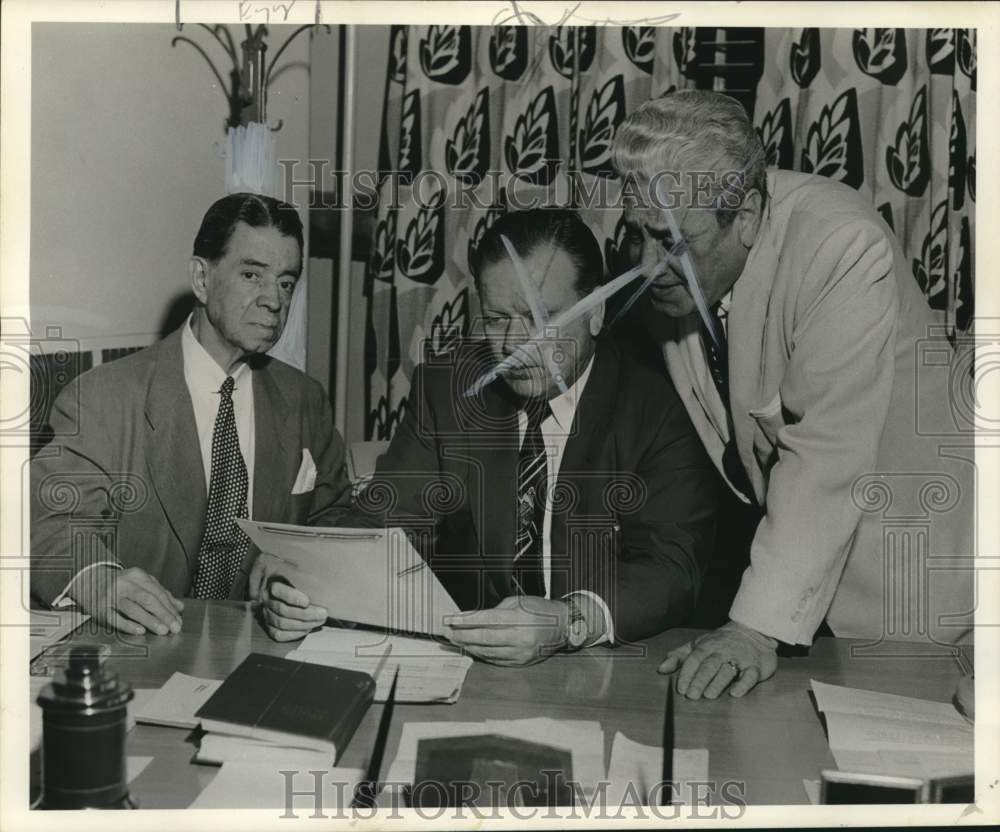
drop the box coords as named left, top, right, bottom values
left=134, top=672, right=222, bottom=729
left=194, top=734, right=335, bottom=767
left=606, top=732, right=710, bottom=806
left=386, top=718, right=606, bottom=802
left=30, top=610, right=90, bottom=659
left=287, top=627, right=473, bottom=703
left=811, top=679, right=973, bottom=779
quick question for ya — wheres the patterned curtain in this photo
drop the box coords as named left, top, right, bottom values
left=362, top=26, right=975, bottom=441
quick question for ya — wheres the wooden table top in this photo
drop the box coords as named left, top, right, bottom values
left=30, top=599, right=966, bottom=809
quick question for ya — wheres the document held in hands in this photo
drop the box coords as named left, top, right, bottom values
left=237, top=520, right=459, bottom=636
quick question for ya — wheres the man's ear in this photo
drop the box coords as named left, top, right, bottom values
left=190, top=257, right=210, bottom=304
left=736, top=188, right=763, bottom=249
left=589, top=298, right=605, bottom=337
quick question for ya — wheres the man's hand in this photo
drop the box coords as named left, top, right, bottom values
left=69, top=565, right=183, bottom=636
left=658, top=619, right=778, bottom=699
left=443, top=596, right=569, bottom=666
left=249, top=554, right=328, bottom=642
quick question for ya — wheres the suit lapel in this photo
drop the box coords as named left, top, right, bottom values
left=552, top=342, right=620, bottom=600
left=144, top=330, right=207, bottom=570
left=728, top=202, right=777, bottom=504
left=558, top=340, right=618, bottom=476
left=670, top=315, right=730, bottom=442
left=251, top=362, right=296, bottom=522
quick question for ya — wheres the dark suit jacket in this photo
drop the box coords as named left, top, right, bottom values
left=30, top=327, right=352, bottom=605
left=351, top=337, right=719, bottom=642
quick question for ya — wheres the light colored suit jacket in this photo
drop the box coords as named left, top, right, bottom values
left=655, top=170, right=974, bottom=645
left=30, top=327, right=353, bottom=604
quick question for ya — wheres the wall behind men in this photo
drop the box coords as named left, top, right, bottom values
left=30, top=23, right=310, bottom=349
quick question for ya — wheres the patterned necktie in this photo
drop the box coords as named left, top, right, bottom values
left=191, top=376, right=251, bottom=599
left=700, top=307, right=755, bottom=502
left=512, top=399, right=550, bottom=597
left=701, top=306, right=729, bottom=407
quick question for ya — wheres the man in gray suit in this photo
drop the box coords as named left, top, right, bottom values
left=31, top=194, right=352, bottom=635
left=611, top=90, right=973, bottom=699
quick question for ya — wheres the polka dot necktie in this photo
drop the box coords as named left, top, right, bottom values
left=512, top=399, right=550, bottom=598
left=191, top=376, right=251, bottom=599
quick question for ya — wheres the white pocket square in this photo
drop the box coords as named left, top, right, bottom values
left=291, top=449, right=317, bottom=495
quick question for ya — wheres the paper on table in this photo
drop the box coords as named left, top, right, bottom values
left=802, top=779, right=821, bottom=805
left=30, top=610, right=90, bottom=659
left=127, top=756, right=154, bottom=783
left=190, top=763, right=364, bottom=809
left=288, top=627, right=472, bottom=703
left=811, top=679, right=964, bottom=725
left=238, top=521, right=459, bottom=636
left=195, top=733, right=335, bottom=767
left=829, top=748, right=974, bottom=781
left=810, top=679, right=973, bottom=779
left=134, top=672, right=223, bottom=728
left=606, top=732, right=710, bottom=806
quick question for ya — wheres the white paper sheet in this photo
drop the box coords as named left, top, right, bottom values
left=195, top=734, right=336, bottom=767
left=238, top=521, right=459, bottom=636
left=288, top=627, right=472, bottom=703
left=134, top=672, right=222, bottom=729
left=811, top=679, right=964, bottom=725
left=189, top=763, right=364, bottom=809
left=810, top=679, right=973, bottom=779
left=606, top=732, right=710, bottom=806
left=30, top=610, right=90, bottom=659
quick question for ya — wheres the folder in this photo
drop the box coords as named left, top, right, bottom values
left=237, top=520, right=459, bottom=636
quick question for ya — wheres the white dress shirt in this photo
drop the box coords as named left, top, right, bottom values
left=54, top=315, right=257, bottom=605
left=515, top=355, right=615, bottom=644
left=181, top=314, right=256, bottom=514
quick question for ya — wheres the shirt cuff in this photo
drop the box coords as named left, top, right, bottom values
left=51, top=561, right=123, bottom=608
left=563, top=590, right=615, bottom=646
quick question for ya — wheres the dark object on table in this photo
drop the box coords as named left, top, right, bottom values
left=410, top=734, right=573, bottom=808
left=661, top=681, right=674, bottom=805
left=352, top=666, right=399, bottom=809
left=195, top=653, right=374, bottom=763
left=37, top=643, right=136, bottom=809
left=821, top=769, right=975, bottom=804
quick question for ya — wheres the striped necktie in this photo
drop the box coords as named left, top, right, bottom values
left=512, top=399, right=550, bottom=597
left=700, top=307, right=755, bottom=503
left=191, top=376, right=251, bottom=598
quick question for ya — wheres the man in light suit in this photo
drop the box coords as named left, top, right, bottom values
left=255, top=209, right=719, bottom=663
left=611, top=90, right=974, bottom=698
left=31, top=193, right=352, bottom=635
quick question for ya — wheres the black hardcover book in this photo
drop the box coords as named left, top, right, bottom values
left=195, top=653, right=375, bottom=761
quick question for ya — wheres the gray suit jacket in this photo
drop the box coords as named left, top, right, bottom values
left=655, top=170, right=973, bottom=645
left=30, top=327, right=352, bottom=604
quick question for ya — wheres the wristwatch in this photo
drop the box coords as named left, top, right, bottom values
left=563, top=596, right=589, bottom=651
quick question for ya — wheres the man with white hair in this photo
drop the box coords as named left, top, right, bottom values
left=611, top=90, right=973, bottom=699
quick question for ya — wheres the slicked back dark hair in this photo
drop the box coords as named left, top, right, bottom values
left=473, top=208, right=604, bottom=298
left=192, top=193, right=303, bottom=263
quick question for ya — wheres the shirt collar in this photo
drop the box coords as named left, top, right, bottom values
left=546, top=353, right=595, bottom=431
left=182, top=313, right=251, bottom=390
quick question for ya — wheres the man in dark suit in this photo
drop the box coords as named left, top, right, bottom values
left=256, top=209, right=718, bottom=664
left=31, top=193, right=352, bottom=636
